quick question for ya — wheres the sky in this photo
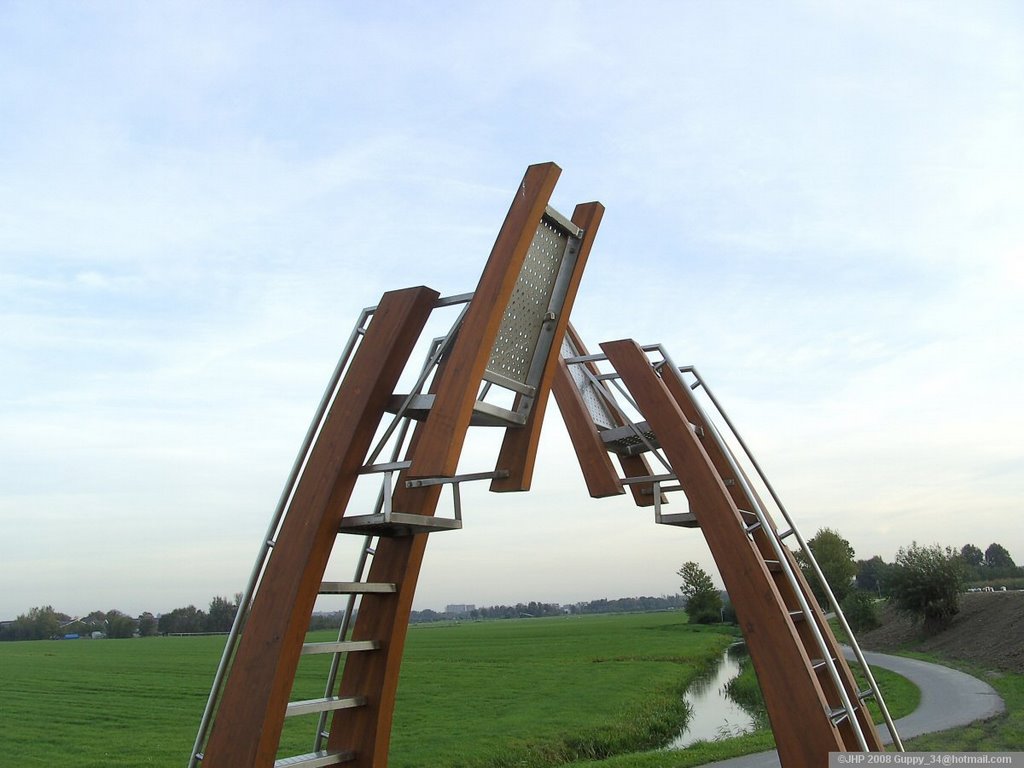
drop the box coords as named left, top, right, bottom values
left=1, top=1, right=1022, bottom=620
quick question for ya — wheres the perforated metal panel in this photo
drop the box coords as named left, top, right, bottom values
left=485, top=217, right=568, bottom=388
left=561, top=336, right=616, bottom=430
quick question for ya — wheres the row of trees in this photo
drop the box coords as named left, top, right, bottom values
left=0, top=596, right=241, bottom=642
left=0, top=606, right=154, bottom=641
left=676, top=529, right=1020, bottom=633
left=4, top=591, right=692, bottom=640
left=409, top=595, right=688, bottom=624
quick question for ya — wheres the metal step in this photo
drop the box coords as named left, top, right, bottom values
left=339, top=511, right=462, bottom=537
left=656, top=511, right=699, bottom=528
left=764, top=559, right=783, bottom=572
left=286, top=695, right=367, bottom=718
left=301, top=640, right=380, bottom=656
left=274, top=750, right=355, bottom=767
left=319, top=581, right=396, bottom=594
left=788, top=609, right=806, bottom=623
left=386, top=393, right=528, bottom=427
left=600, top=421, right=660, bottom=456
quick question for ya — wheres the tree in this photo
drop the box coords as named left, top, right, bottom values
left=841, top=591, right=880, bottom=633
left=677, top=561, right=722, bottom=624
left=855, top=556, right=891, bottom=596
left=15, top=606, right=63, bottom=640
left=105, top=610, right=136, bottom=639
left=984, top=543, right=1016, bottom=570
left=887, top=542, right=966, bottom=630
left=960, top=544, right=984, bottom=568
left=137, top=613, right=158, bottom=637
left=158, top=605, right=207, bottom=635
left=796, top=528, right=856, bottom=610
left=206, top=596, right=238, bottom=633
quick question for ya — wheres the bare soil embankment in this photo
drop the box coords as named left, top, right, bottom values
left=857, top=591, right=1024, bottom=673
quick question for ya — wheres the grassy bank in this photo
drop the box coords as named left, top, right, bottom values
left=561, top=659, right=920, bottom=768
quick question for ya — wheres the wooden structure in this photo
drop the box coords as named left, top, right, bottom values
left=189, top=163, right=900, bottom=768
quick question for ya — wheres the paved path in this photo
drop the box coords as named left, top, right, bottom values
left=699, top=648, right=1005, bottom=768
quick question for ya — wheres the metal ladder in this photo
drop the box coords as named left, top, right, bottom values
left=554, top=333, right=903, bottom=763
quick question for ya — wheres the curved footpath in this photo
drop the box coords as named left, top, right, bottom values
left=702, top=648, right=1005, bottom=768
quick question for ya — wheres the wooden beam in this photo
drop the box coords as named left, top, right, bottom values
left=200, top=286, right=438, bottom=768
left=408, top=162, right=562, bottom=479
left=601, top=339, right=846, bottom=766
left=658, top=365, right=883, bottom=751
left=549, top=324, right=624, bottom=498
left=491, top=201, right=605, bottom=492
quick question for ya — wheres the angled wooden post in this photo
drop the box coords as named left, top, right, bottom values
left=601, top=338, right=848, bottom=766
left=658, top=361, right=884, bottom=750
left=407, top=162, right=562, bottom=479
left=491, top=201, right=604, bottom=492
left=199, top=286, right=438, bottom=767
left=553, top=324, right=664, bottom=506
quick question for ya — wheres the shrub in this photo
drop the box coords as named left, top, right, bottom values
left=841, top=590, right=880, bottom=634
left=886, top=542, right=966, bottom=630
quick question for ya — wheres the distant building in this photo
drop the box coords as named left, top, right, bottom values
left=445, top=604, right=475, bottom=616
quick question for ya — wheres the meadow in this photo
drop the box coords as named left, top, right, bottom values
left=0, top=611, right=917, bottom=767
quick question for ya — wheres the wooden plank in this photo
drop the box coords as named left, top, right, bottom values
left=408, top=162, right=562, bottom=479
left=659, top=365, right=883, bottom=751
left=549, top=325, right=624, bottom=498
left=490, top=201, right=604, bottom=492
left=601, top=339, right=846, bottom=766
left=200, top=286, right=438, bottom=768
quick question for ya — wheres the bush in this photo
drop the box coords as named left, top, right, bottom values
left=841, top=590, right=880, bottom=634
left=677, top=561, right=723, bottom=624
left=886, top=542, right=966, bottom=630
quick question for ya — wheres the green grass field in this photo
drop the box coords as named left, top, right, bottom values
left=0, top=612, right=919, bottom=767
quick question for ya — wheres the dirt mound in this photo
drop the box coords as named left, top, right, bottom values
left=857, top=591, right=1024, bottom=673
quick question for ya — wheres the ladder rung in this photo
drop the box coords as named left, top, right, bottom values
left=778, top=528, right=795, bottom=540
left=738, top=509, right=757, bottom=519
left=789, top=610, right=806, bottom=623
left=319, top=582, right=396, bottom=594
left=274, top=750, right=356, bottom=767
left=286, top=695, right=367, bottom=718
left=811, top=657, right=833, bottom=671
left=744, top=520, right=762, bottom=535
left=301, top=640, right=380, bottom=655
left=828, top=706, right=853, bottom=725
left=764, top=559, right=783, bottom=572
left=858, top=687, right=875, bottom=701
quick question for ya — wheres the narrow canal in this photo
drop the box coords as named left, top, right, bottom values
left=669, top=643, right=759, bottom=749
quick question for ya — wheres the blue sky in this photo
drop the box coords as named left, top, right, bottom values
left=1, top=1, right=1022, bottom=619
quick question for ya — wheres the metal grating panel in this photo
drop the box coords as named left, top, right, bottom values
left=485, top=217, right=568, bottom=387
left=561, top=337, right=616, bottom=430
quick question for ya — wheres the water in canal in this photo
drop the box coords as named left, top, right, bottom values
left=668, top=643, right=761, bottom=749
